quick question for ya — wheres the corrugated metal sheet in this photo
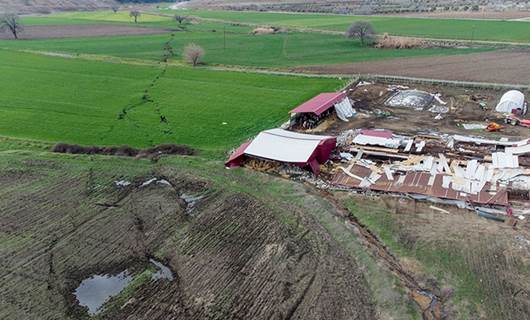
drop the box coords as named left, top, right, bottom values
left=332, top=164, right=509, bottom=206
left=289, top=92, right=347, bottom=116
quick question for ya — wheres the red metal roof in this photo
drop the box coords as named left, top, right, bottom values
left=225, top=141, right=251, bottom=168
left=331, top=165, right=509, bottom=206
left=289, top=92, right=347, bottom=116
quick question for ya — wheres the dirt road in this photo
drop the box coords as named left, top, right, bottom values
left=0, top=25, right=171, bottom=40
left=294, top=50, right=530, bottom=85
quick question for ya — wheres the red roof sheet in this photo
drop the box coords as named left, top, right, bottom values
left=225, top=141, right=251, bottom=168
left=289, top=92, right=347, bottom=116
left=331, top=165, right=509, bottom=206
left=360, top=129, right=394, bottom=139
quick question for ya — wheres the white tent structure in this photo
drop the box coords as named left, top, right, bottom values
left=496, top=90, right=526, bottom=114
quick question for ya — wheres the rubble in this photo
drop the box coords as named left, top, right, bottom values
left=226, top=80, right=530, bottom=220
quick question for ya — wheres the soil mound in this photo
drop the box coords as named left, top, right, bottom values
left=51, top=143, right=196, bottom=157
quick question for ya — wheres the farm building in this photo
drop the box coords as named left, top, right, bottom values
left=496, top=90, right=527, bottom=115
left=225, top=128, right=336, bottom=174
left=289, top=91, right=355, bottom=128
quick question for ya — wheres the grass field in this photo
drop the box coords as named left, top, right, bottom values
left=3, top=17, right=487, bottom=67
left=169, top=9, right=530, bottom=43
left=348, top=197, right=530, bottom=319
left=0, top=49, right=343, bottom=153
left=20, top=11, right=172, bottom=26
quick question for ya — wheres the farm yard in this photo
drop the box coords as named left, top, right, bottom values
left=1, top=3, right=530, bottom=320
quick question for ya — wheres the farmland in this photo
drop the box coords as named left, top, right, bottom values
left=0, top=150, right=417, bottom=320
left=170, top=9, right=530, bottom=43
left=294, top=49, right=530, bottom=85
left=0, top=14, right=486, bottom=68
left=1, top=5, right=530, bottom=320
left=0, top=49, right=343, bottom=152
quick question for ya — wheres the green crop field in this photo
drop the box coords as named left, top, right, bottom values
left=0, top=49, right=343, bottom=152
left=20, top=11, right=172, bottom=26
left=169, top=9, right=530, bottom=43
left=2, top=18, right=487, bottom=68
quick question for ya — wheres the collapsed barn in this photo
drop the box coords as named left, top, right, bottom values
left=226, top=80, right=530, bottom=219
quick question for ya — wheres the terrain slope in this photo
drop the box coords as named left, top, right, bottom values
left=0, top=152, right=377, bottom=319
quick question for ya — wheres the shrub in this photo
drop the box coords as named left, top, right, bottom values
left=183, top=43, right=205, bottom=66
left=375, top=34, right=430, bottom=49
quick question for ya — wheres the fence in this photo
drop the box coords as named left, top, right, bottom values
left=354, top=74, right=530, bottom=91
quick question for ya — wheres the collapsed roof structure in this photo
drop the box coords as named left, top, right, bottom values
left=225, top=129, right=336, bottom=174
left=333, top=129, right=530, bottom=213
left=226, top=80, right=530, bottom=218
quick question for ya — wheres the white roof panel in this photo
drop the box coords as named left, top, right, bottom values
left=244, top=129, right=333, bottom=163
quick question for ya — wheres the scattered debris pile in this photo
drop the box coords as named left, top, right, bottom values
left=226, top=81, right=530, bottom=219
left=333, top=128, right=530, bottom=217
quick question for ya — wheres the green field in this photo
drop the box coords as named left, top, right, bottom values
left=0, top=49, right=343, bottom=152
left=169, top=9, right=530, bottom=43
left=20, top=11, right=172, bottom=26
left=2, top=15, right=486, bottom=68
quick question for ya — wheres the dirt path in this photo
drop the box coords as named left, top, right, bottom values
left=293, top=50, right=530, bottom=85
left=0, top=24, right=172, bottom=40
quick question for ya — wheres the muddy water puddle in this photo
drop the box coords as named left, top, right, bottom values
left=74, top=270, right=132, bottom=315
left=74, top=259, right=174, bottom=315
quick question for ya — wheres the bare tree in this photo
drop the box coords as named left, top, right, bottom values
left=345, top=21, right=375, bottom=46
left=0, top=13, right=23, bottom=40
left=111, top=6, right=119, bottom=13
left=129, top=10, right=141, bottom=24
left=174, top=15, right=189, bottom=25
left=183, top=43, right=204, bottom=67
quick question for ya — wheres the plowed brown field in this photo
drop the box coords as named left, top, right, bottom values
left=294, top=50, right=530, bottom=85
left=0, top=24, right=171, bottom=40
left=0, top=154, right=376, bottom=320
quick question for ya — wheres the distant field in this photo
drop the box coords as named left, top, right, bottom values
left=21, top=11, right=172, bottom=26
left=2, top=19, right=488, bottom=67
left=170, top=9, right=530, bottom=43
left=0, top=50, right=343, bottom=151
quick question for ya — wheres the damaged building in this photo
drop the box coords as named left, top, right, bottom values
left=226, top=80, right=530, bottom=219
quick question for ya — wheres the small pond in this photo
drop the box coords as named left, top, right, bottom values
left=74, top=259, right=174, bottom=315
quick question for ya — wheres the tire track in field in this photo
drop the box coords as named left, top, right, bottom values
left=100, top=33, right=177, bottom=145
